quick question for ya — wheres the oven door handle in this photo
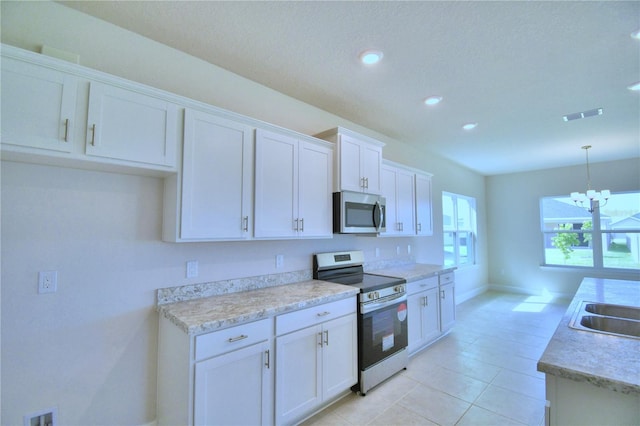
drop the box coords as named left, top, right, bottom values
left=361, top=293, right=407, bottom=314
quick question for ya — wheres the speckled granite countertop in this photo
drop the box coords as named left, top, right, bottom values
left=158, top=280, right=359, bottom=335
left=538, top=277, right=640, bottom=395
left=369, top=263, right=456, bottom=282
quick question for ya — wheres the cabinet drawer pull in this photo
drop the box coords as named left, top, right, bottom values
left=316, top=311, right=330, bottom=317
left=441, top=290, right=445, bottom=299
left=90, top=124, right=96, bottom=146
left=227, top=334, right=248, bottom=343
left=300, top=218, right=304, bottom=232
left=242, top=216, right=249, bottom=232
left=63, top=118, right=69, bottom=142
left=294, top=218, right=299, bottom=231
left=418, top=223, right=422, bottom=232
left=318, top=332, right=323, bottom=347
left=264, top=349, right=270, bottom=368
left=324, top=330, right=329, bottom=346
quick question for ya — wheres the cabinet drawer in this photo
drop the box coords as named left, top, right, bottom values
left=195, top=318, right=272, bottom=361
left=407, top=277, right=438, bottom=295
left=439, top=272, right=455, bottom=285
left=276, top=297, right=356, bottom=336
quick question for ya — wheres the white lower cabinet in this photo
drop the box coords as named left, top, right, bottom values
left=194, top=339, right=272, bottom=426
left=439, top=273, right=456, bottom=333
left=407, top=277, right=441, bottom=355
left=407, top=272, right=456, bottom=355
left=275, top=297, right=357, bottom=425
left=157, top=317, right=273, bottom=426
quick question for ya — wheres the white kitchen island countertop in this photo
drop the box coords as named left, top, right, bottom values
left=537, top=277, right=640, bottom=395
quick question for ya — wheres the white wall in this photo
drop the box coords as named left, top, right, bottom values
left=487, top=158, right=640, bottom=297
left=1, top=2, right=488, bottom=424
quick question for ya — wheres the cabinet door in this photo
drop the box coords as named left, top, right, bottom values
left=322, top=314, right=358, bottom=401
left=194, top=340, right=272, bottom=426
left=408, top=287, right=441, bottom=354
left=180, top=109, right=253, bottom=240
left=396, top=168, right=416, bottom=235
left=407, top=291, right=426, bottom=354
left=440, top=282, right=456, bottom=332
left=381, top=166, right=398, bottom=235
left=254, top=129, right=298, bottom=238
left=337, top=134, right=364, bottom=192
left=298, top=140, right=333, bottom=238
left=415, top=173, right=433, bottom=236
left=86, top=82, right=177, bottom=167
left=275, top=325, right=322, bottom=425
left=360, top=143, right=382, bottom=194
left=1, top=57, right=77, bottom=152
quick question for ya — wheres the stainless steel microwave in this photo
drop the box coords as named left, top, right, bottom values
left=333, top=191, right=386, bottom=234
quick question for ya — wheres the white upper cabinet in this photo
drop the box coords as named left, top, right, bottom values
left=165, top=108, right=254, bottom=242
left=254, top=128, right=333, bottom=239
left=1, top=44, right=179, bottom=175
left=85, top=82, right=178, bottom=167
left=1, top=56, right=77, bottom=152
left=381, top=161, right=416, bottom=236
left=315, top=127, right=384, bottom=194
left=415, top=172, right=434, bottom=236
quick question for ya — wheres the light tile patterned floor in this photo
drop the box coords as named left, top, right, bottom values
left=301, top=291, right=570, bottom=426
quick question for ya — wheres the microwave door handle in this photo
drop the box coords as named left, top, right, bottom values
left=373, top=201, right=382, bottom=230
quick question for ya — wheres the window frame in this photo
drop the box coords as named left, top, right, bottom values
left=540, top=191, right=640, bottom=273
left=443, top=191, right=477, bottom=268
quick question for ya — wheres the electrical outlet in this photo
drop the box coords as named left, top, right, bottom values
left=38, top=271, right=57, bottom=294
left=375, top=247, right=380, bottom=257
left=276, top=254, right=284, bottom=268
left=396, top=246, right=401, bottom=255
left=407, top=244, right=411, bottom=255
left=186, top=261, right=198, bottom=278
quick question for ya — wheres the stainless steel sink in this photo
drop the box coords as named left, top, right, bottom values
left=579, top=315, right=640, bottom=338
left=570, top=301, right=640, bottom=339
left=584, top=303, right=640, bottom=321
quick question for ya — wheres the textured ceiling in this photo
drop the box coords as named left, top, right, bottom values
left=59, top=1, right=640, bottom=175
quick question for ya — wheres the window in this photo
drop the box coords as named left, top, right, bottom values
left=443, top=192, right=477, bottom=268
left=540, top=191, right=640, bottom=271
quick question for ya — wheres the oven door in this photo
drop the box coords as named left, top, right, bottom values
left=359, top=294, right=408, bottom=370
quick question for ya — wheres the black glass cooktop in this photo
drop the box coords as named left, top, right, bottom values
left=322, top=272, right=404, bottom=292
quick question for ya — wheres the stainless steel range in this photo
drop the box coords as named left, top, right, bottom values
left=314, top=250, right=408, bottom=395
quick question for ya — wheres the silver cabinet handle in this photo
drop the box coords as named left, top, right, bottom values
left=324, top=330, right=329, bottom=346
left=316, top=311, right=330, bottom=317
left=418, top=223, right=422, bottom=232
left=425, top=295, right=429, bottom=306
left=63, top=119, right=69, bottom=142
left=90, top=124, right=96, bottom=146
left=242, top=216, right=249, bottom=232
left=227, top=334, right=248, bottom=343
left=294, top=218, right=299, bottom=231
left=364, top=177, right=369, bottom=189
left=264, top=349, right=270, bottom=368
left=318, top=332, right=323, bottom=347
left=441, top=290, right=445, bottom=299
left=300, top=218, right=304, bottom=232
left=360, top=177, right=365, bottom=189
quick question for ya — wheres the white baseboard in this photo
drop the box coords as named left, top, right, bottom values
left=456, top=284, right=489, bottom=304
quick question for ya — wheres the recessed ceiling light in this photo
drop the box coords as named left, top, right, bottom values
left=627, top=81, right=640, bottom=91
left=462, top=122, right=478, bottom=131
left=631, top=29, right=640, bottom=40
left=424, top=96, right=443, bottom=106
left=359, top=50, right=383, bottom=65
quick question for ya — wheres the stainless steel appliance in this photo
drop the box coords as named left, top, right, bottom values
left=314, top=250, right=408, bottom=395
left=333, top=191, right=386, bottom=234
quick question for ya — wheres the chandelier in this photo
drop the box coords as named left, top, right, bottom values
left=570, top=145, right=610, bottom=213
